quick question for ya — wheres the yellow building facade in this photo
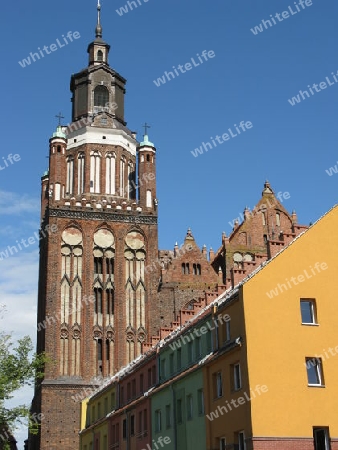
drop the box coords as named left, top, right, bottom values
left=205, top=205, right=338, bottom=450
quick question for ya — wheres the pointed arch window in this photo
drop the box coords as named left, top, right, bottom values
left=105, top=153, right=116, bottom=195
left=125, top=231, right=146, bottom=362
left=120, top=156, right=126, bottom=196
left=66, top=157, right=74, bottom=195
left=90, top=151, right=101, bottom=193
left=94, top=85, right=109, bottom=108
left=77, top=153, right=85, bottom=195
left=97, top=50, right=103, bottom=62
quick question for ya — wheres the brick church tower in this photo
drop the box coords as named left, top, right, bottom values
left=29, top=3, right=159, bottom=449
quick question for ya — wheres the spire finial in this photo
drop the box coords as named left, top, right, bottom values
left=55, top=112, right=64, bottom=126
left=96, top=0, right=103, bottom=38
left=143, top=122, right=151, bottom=137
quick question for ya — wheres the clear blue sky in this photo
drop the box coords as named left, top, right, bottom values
left=1, top=0, right=337, bottom=446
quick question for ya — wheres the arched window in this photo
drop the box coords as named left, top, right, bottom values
left=94, top=85, right=109, bottom=108
left=105, top=153, right=116, bottom=195
left=90, top=151, right=101, bottom=193
left=120, top=156, right=126, bottom=196
left=66, top=158, right=74, bottom=195
left=276, top=212, right=280, bottom=227
left=77, top=153, right=85, bottom=195
left=97, top=50, right=103, bottom=61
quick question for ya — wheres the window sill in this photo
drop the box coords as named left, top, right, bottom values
left=308, top=384, right=325, bottom=388
left=302, top=323, right=319, bottom=326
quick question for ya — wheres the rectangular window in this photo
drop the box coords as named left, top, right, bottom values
left=177, top=399, right=183, bottom=424
left=147, top=368, right=152, bottom=387
left=301, top=299, right=317, bottom=324
left=111, top=392, right=115, bottom=410
left=127, top=382, right=131, bottom=400
left=144, top=408, right=147, bottom=432
left=219, top=437, right=226, bottom=450
left=195, top=336, right=202, bottom=357
left=169, top=353, right=174, bottom=375
left=306, top=358, right=324, bottom=386
left=188, top=341, right=194, bottom=363
left=155, top=410, right=161, bottom=433
left=138, top=411, right=142, bottom=433
left=207, top=329, right=213, bottom=352
left=152, top=365, right=156, bottom=385
left=238, top=431, right=246, bottom=450
left=177, top=348, right=182, bottom=370
left=161, top=359, right=166, bottom=380
left=132, top=379, right=136, bottom=398
left=225, top=320, right=231, bottom=342
left=186, top=395, right=193, bottom=420
left=197, top=389, right=204, bottom=415
left=104, top=397, right=108, bottom=415
left=98, top=402, right=101, bottom=418
left=313, top=427, right=330, bottom=450
left=213, top=372, right=223, bottom=398
left=130, top=415, right=135, bottom=436
left=233, top=363, right=242, bottom=391
left=123, top=419, right=127, bottom=439
left=140, top=373, right=144, bottom=393
left=165, top=404, right=171, bottom=429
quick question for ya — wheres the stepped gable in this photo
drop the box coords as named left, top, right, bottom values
left=211, top=181, right=308, bottom=287
left=157, top=229, right=220, bottom=329
left=143, top=285, right=225, bottom=352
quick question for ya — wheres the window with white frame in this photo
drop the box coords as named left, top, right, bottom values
left=197, top=389, right=204, bottom=415
left=155, top=410, right=161, bottom=433
left=219, top=437, right=226, bottom=450
left=186, top=395, right=193, bottom=420
left=213, top=372, right=223, bottom=398
left=306, top=357, right=324, bottom=386
left=300, top=299, right=317, bottom=324
left=90, top=151, right=101, bottom=193
left=225, top=320, right=231, bottom=342
left=105, top=153, right=116, bottom=195
left=165, top=405, right=171, bottom=429
left=313, top=427, right=330, bottom=450
left=238, top=431, right=246, bottom=450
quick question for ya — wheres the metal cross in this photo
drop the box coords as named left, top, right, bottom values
left=143, top=122, right=151, bottom=135
left=55, top=112, right=64, bottom=126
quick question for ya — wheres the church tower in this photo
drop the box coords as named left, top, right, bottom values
left=29, top=3, right=159, bottom=449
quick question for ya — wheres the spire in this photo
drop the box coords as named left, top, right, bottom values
left=96, top=0, right=103, bottom=38
left=140, top=123, right=155, bottom=147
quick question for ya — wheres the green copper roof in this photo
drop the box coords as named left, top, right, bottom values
left=52, top=125, right=66, bottom=139
left=140, top=134, right=154, bottom=147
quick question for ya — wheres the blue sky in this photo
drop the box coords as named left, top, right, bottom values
left=1, top=0, right=337, bottom=446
